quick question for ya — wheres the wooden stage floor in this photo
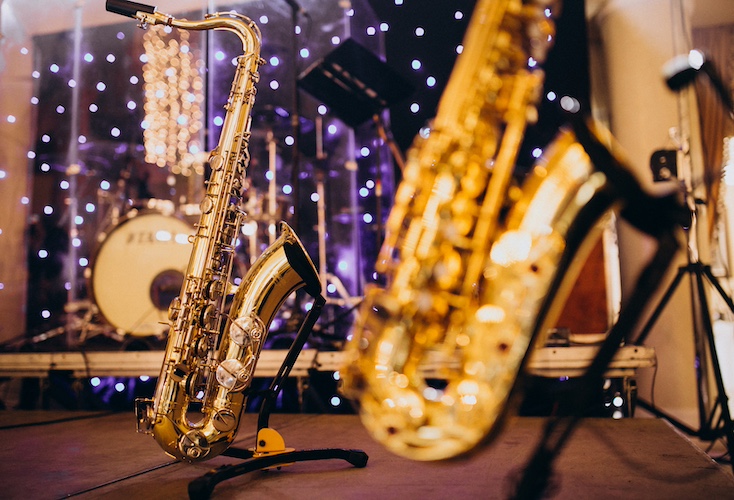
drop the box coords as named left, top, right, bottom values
left=1, top=411, right=732, bottom=499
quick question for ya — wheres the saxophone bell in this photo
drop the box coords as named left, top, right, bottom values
left=138, top=222, right=320, bottom=462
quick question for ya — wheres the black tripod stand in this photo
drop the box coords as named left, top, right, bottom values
left=510, top=116, right=734, bottom=499
left=634, top=46, right=734, bottom=466
left=633, top=240, right=734, bottom=465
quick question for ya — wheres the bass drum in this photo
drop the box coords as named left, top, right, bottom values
left=91, top=210, right=194, bottom=337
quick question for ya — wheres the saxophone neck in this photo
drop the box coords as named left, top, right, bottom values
left=107, top=1, right=261, bottom=52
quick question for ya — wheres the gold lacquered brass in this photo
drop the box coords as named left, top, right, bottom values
left=340, top=0, right=621, bottom=461
left=123, top=8, right=319, bottom=462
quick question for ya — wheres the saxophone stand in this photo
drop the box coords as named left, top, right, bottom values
left=510, top=117, right=694, bottom=499
left=188, top=293, right=368, bottom=500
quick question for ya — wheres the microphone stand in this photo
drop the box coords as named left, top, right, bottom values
left=510, top=115, right=692, bottom=499
left=631, top=48, right=734, bottom=471
left=286, top=0, right=304, bottom=232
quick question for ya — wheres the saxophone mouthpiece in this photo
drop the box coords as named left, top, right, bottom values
left=106, top=0, right=156, bottom=19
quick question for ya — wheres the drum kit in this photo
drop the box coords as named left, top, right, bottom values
left=49, top=112, right=361, bottom=347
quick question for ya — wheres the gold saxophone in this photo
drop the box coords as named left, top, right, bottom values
left=107, top=2, right=320, bottom=462
left=341, top=0, right=620, bottom=460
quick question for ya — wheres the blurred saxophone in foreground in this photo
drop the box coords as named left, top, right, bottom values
left=107, top=2, right=320, bottom=462
left=341, top=0, right=619, bottom=460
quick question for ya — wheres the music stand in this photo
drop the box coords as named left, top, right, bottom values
left=297, top=38, right=414, bottom=129
left=298, top=39, right=413, bottom=251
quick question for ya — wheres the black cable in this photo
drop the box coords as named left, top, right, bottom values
left=60, top=460, right=178, bottom=499
left=0, top=410, right=115, bottom=430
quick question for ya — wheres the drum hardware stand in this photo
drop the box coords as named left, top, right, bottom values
left=298, top=38, right=414, bottom=308
left=371, top=112, right=406, bottom=251
left=242, top=190, right=261, bottom=265
left=3, top=301, right=118, bottom=350
left=313, top=116, right=361, bottom=309
left=266, top=129, right=278, bottom=246
left=63, top=1, right=84, bottom=349
left=240, top=128, right=280, bottom=265
left=187, top=293, right=368, bottom=500
left=285, top=0, right=306, bottom=234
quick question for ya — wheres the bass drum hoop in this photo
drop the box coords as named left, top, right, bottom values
left=90, top=209, right=193, bottom=337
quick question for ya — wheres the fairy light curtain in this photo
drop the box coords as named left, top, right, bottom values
left=142, top=26, right=205, bottom=176
left=23, top=2, right=385, bottom=341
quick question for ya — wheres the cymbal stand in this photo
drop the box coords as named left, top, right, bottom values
left=187, top=292, right=368, bottom=500
left=267, top=129, right=278, bottom=246
left=314, top=116, right=361, bottom=308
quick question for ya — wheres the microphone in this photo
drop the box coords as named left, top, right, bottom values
left=663, top=49, right=734, bottom=118
left=283, top=0, right=307, bottom=16
left=662, top=50, right=703, bottom=91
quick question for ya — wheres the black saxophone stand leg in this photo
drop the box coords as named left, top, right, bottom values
left=188, top=295, right=368, bottom=500
left=510, top=231, right=680, bottom=500
left=510, top=116, right=693, bottom=498
left=189, top=448, right=368, bottom=500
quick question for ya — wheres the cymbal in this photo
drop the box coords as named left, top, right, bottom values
left=251, top=105, right=315, bottom=136
left=37, top=141, right=146, bottom=176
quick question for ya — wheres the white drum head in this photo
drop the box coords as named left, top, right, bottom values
left=92, top=212, right=193, bottom=336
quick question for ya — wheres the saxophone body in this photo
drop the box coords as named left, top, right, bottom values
left=108, top=3, right=320, bottom=462
left=341, top=0, right=621, bottom=461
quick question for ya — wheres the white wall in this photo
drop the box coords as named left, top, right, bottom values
left=589, top=0, right=733, bottom=426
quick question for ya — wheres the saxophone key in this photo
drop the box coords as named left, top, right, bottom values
left=167, top=296, right=182, bottom=321
left=212, top=408, right=237, bottom=432
left=208, top=153, right=224, bottom=170
left=199, top=196, right=215, bottom=214
left=198, top=304, right=219, bottom=331
left=229, top=313, right=265, bottom=346
left=179, top=430, right=211, bottom=460
left=215, top=358, right=253, bottom=392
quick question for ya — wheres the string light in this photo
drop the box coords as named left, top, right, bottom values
left=142, top=26, right=204, bottom=176
left=12, top=1, right=486, bottom=359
